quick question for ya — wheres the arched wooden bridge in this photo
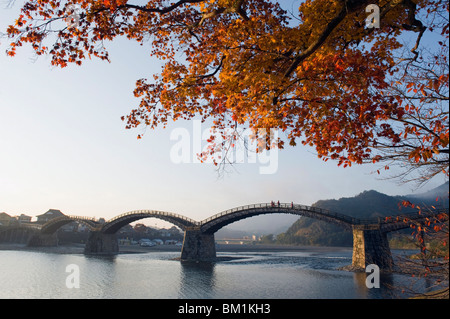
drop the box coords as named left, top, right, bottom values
left=3, top=203, right=447, bottom=271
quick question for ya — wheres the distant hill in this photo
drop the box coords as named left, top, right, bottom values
left=405, top=182, right=449, bottom=203
left=277, top=182, right=449, bottom=247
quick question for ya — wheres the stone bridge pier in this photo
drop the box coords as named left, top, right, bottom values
left=27, top=233, right=58, bottom=247
left=352, top=225, right=393, bottom=271
left=180, top=227, right=216, bottom=261
left=84, top=231, right=119, bottom=254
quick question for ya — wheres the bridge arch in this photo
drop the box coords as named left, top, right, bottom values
left=101, top=210, right=198, bottom=234
left=40, top=216, right=100, bottom=235
left=199, top=203, right=358, bottom=234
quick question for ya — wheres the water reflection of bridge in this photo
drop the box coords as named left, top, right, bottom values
left=1, top=203, right=447, bottom=271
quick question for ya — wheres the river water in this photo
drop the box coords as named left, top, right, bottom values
left=0, top=247, right=437, bottom=299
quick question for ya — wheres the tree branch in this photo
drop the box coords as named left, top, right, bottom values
left=283, top=4, right=348, bottom=78
left=283, top=0, right=426, bottom=78
left=123, top=0, right=206, bottom=14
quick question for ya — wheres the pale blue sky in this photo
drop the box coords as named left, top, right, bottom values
left=0, top=2, right=447, bottom=226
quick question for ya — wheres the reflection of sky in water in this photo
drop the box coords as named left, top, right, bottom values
left=0, top=250, right=444, bottom=299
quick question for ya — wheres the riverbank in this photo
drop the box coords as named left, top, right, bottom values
left=0, top=243, right=87, bottom=254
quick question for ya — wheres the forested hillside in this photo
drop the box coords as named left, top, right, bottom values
left=277, top=183, right=449, bottom=247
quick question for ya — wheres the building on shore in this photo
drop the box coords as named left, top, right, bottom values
left=0, top=212, right=12, bottom=227
left=36, top=209, right=65, bottom=224
left=15, top=214, right=32, bottom=224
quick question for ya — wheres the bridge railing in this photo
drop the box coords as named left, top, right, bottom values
left=201, top=203, right=359, bottom=225
left=293, top=204, right=360, bottom=224
left=57, top=206, right=448, bottom=231
left=199, top=203, right=446, bottom=226
left=66, top=215, right=98, bottom=222
left=201, top=203, right=271, bottom=225
left=105, top=210, right=198, bottom=225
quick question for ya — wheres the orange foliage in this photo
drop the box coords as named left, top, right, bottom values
left=5, top=0, right=449, bottom=170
